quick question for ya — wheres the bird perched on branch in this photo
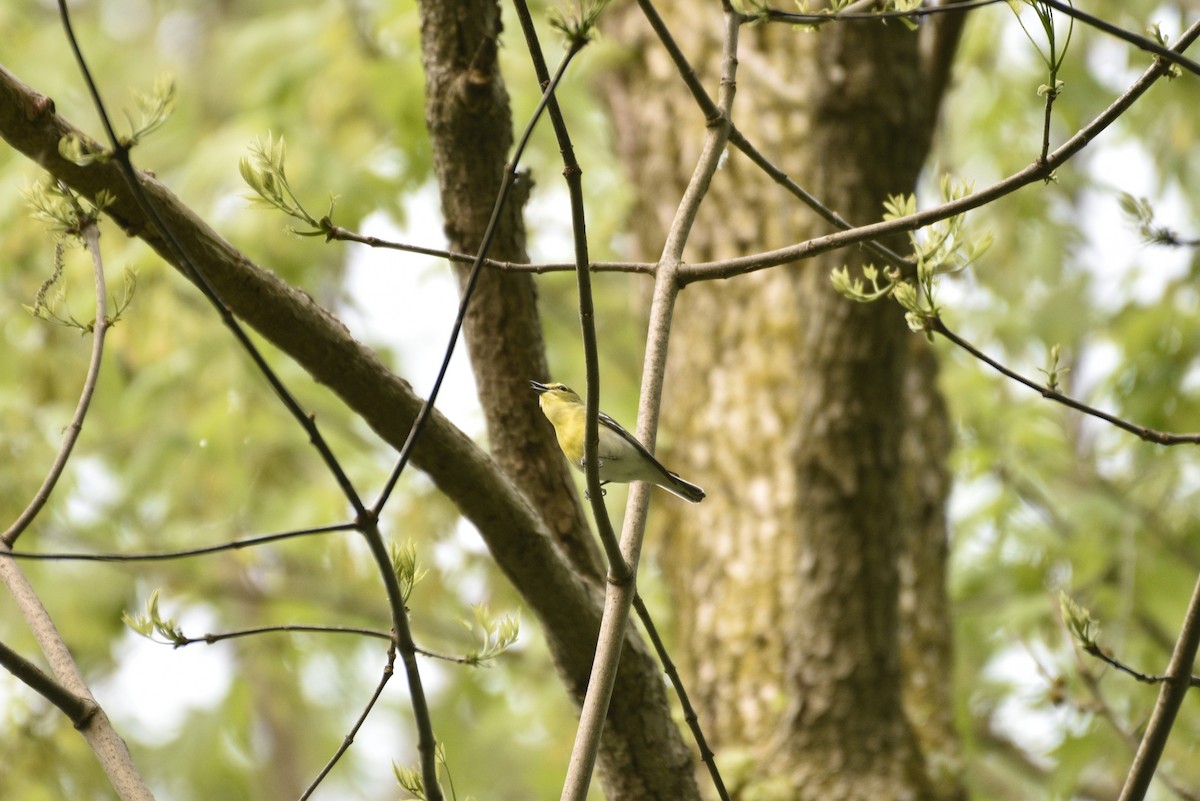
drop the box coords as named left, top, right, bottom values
left=529, top=380, right=705, bottom=503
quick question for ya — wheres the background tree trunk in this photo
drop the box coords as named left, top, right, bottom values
left=604, top=9, right=966, bottom=799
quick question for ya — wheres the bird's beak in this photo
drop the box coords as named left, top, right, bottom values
left=529, top=380, right=550, bottom=394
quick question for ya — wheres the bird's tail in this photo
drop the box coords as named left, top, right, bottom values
left=661, top=471, right=705, bottom=504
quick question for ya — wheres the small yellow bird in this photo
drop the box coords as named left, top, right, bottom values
left=530, top=380, right=705, bottom=503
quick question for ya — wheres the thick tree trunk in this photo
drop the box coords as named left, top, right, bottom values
left=898, top=341, right=964, bottom=801
left=418, top=0, right=603, bottom=578
left=418, top=2, right=701, bottom=798
left=605, top=8, right=965, bottom=800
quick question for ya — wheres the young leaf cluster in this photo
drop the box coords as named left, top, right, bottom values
left=548, top=0, right=611, bottom=47
left=57, top=75, right=176, bottom=165
left=1060, top=591, right=1100, bottom=651
left=21, top=180, right=134, bottom=330
left=1119, top=192, right=1199, bottom=248
left=394, top=743, right=470, bottom=801
left=1036, top=343, right=1070, bottom=391
left=22, top=178, right=111, bottom=235
left=123, top=590, right=186, bottom=646
left=1010, top=0, right=1074, bottom=98
left=25, top=266, right=137, bottom=333
left=784, top=0, right=852, bottom=32
left=459, top=604, right=520, bottom=666
left=785, top=0, right=921, bottom=31
left=885, top=0, right=922, bottom=32
left=1147, top=23, right=1184, bottom=80
left=830, top=176, right=992, bottom=334
left=390, top=539, right=429, bottom=606
left=239, top=132, right=334, bottom=236
left=124, top=74, right=176, bottom=148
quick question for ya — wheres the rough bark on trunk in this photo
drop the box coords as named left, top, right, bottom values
left=419, top=0, right=604, bottom=578
left=604, top=8, right=965, bottom=799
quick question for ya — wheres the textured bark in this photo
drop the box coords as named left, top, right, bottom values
left=418, top=0, right=602, bottom=579
left=604, top=7, right=965, bottom=800
left=417, top=3, right=699, bottom=798
left=898, top=341, right=965, bottom=801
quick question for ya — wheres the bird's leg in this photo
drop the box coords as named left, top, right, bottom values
left=583, top=482, right=608, bottom=501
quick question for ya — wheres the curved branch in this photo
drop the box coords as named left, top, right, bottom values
left=4, top=221, right=108, bottom=547
left=0, top=215, right=152, bottom=800
left=559, top=6, right=742, bottom=801
left=0, top=523, right=356, bottom=563
left=930, top=318, right=1200, bottom=445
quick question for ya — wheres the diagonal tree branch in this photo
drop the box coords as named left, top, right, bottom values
left=0, top=637, right=96, bottom=726
left=930, top=318, right=1200, bottom=445
left=0, top=56, right=611, bottom=795
left=679, top=19, right=1200, bottom=282
left=1118, top=568, right=1200, bottom=801
left=0, top=55, right=711, bottom=800
left=0, top=546, right=156, bottom=801
left=50, top=2, right=445, bottom=788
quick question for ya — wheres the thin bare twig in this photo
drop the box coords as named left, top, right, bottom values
left=4, top=219, right=108, bottom=547
left=323, top=227, right=656, bottom=273
left=0, top=522, right=357, bottom=562
left=51, top=4, right=443, bottom=794
left=633, top=594, right=730, bottom=801
left=173, top=623, right=491, bottom=666
left=1038, top=83, right=1059, bottom=166
left=929, top=317, right=1200, bottom=445
left=370, top=42, right=585, bottom=517
left=177, top=623, right=391, bottom=646
left=299, top=644, right=397, bottom=801
left=681, top=19, right=1200, bottom=282
left=506, top=1, right=623, bottom=573
left=1083, top=643, right=1200, bottom=688
left=559, top=6, right=742, bottom=800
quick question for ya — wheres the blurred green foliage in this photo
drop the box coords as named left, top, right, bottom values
left=939, top=2, right=1200, bottom=797
left=0, top=1, right=604, bottom=798
left=2, top=0, right=1200, bottom=799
